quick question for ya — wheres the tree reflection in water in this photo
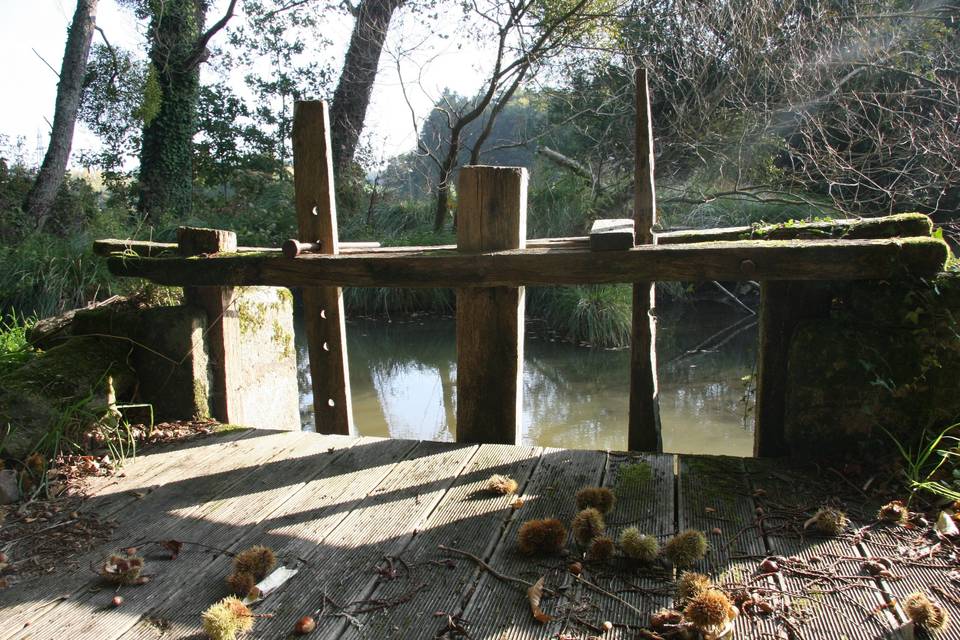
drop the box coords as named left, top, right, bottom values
left=296, top=303, right=757, bottom=456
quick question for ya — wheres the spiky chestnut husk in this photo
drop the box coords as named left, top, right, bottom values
left=877, top=500, right=908, bottom=525
left=575, top=487, right=616, bottom=514
left=684, top=589, right=736, bottom=631
left=517, top=518, right=567, bottom=555
left=904, top=592, right=949, bottom=631
left=571, top=508, right=606, bottom=547
left=664, top=530, right=708, bottom=568
left=587, top=536, right=615, bottom=562
left=226, top=571, right=257, bottom=598
left=486, top=474, right=518, bottom=495
left=100, top=554, right=145, bottom=585
left=201, top=596, right=254, bottom=640
left=619, top=527, right=659, bottom=563
left=676, top=571, right=712, bottom=605
left=233, top=546, right=276, bottom=581
left=810, top=507, right=849, bottom=536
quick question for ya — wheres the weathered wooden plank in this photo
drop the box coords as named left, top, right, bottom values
left=459, top=449, right=608, bottom=639
left=456, top=166, right=527, bottom=445
left=293, top=100, right=353, bottom=435
left=590, top=218, right=635, bottom=251
left=629, top=68, right=662, bottom=453
left=177, top=226, right=243, bottom=424
left=6, top=432, right=363, bottom=640
left=114, top=436, right=420, bottom=640
left=744, top=459, right=901, bottom=639
left=106, top=236, right=951, bottom=288
left=0, top=430, right=308, bottom=639
left=95, top=213, right=933, bottom=258
left=677, top=456, right=782, bottom=638
left=753, top=282, right=832, bottom=457
left=587, top=451, right=674, bottom=638
left=335, top=444, right=544, bottom=639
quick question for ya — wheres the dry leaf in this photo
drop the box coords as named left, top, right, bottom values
left=527, top=576, right=552, bottom=623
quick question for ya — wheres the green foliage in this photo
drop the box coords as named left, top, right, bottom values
left=887, top=424, right=960, bottom=503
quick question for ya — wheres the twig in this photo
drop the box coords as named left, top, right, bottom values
left=438, top=544, right=544, bottom=592
left=575, top=575, right=647, bottom=620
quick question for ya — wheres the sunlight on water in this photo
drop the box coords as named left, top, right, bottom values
left=297, top=303, right=757, bottom=456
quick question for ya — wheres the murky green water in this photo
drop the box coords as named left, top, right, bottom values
left=296, top=303, right=757, bottom=456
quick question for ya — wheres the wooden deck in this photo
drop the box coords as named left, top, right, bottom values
left=2, top=429, right=956, bottom=639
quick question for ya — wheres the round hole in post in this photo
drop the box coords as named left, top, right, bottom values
left=327, top=399, right=335, bottom=407
left=312, top=205, right=319, bottom=216
left=740, top=259, right=757, bottom=278
left=322, top=342, right=330, bottom=351
left=320, top=309, right=327, bottom=319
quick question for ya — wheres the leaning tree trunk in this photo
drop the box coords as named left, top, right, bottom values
left=330, top=0, right=404, bottom=177
left=24, top=0, right=99, bottom=231
left=137, top=0, right=205, bottom=221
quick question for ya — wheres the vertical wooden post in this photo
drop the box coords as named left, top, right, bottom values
left=292, top=101, right=353, bottom=435
left=628, top=67, right=663, bottom=452
left=177, top=226, right=243, bottom=423
left=455, top=166, right=527, bottom=444
left=753, top=282, right=831, bottom=456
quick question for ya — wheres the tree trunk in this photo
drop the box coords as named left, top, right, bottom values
left=24, top=0, right=100, bottom=230
left=330, top=0, right=404, bottom=177
left=432, top=132, right=462, bottom=231
left=137, top=0, right=205, bottom=220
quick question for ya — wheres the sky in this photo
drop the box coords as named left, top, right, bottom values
left=0, top=0, right=489, bottom=169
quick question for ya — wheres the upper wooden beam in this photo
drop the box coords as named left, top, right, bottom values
left=107, top=236, right=949, bottom=288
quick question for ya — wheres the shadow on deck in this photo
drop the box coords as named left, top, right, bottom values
left=0, top=429, right=954, bottom=640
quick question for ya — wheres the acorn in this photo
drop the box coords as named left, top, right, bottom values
left=877, top=500, right=908, bottom=525
left=233, top=546, right=276, bottom=581
left=294, top=615, right=316, bottom=635
left=676, top=571, right=712, bottom=605
left=575, top=487, right=616, bottom=514
left=517, top=518, right=567, bottom=555
left=806, top=507, right=848, bottom=536
left=664, top=529, right=708, bottom=568
left=903, top=591, right=949, bottom=631
left=486, top=474, right=518, bottom=495
left=201, top=596, right=254, bottom=640
left=684, top=589, right=737, bottom=634
left=571, top=508, right=605, bottom=547
left=111, top=595, right=124, bottom=608
left=758, top=557, right=780, bottom=574
left=226, top=571, right=257, bottom=598
left=568, top=561, right=583, bottom=575
left=619, top=527, right=659, bottom=563
left=586, top=535, right=615, bottom=562
left=601, top=620, right=613, bottom=631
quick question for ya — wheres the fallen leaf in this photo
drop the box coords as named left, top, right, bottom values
left=527, top=576, right=552, bottom=623
left=160, top=540, right=183, bottom=560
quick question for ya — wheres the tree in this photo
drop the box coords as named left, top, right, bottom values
left=132, top=0, right=238, bottom=220
left=24, top=0, right=100, bottom=231
left=330, top=0, right=406, bottom=177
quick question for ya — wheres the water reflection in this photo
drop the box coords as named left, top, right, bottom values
left=296, top=303, right=757, bottom=456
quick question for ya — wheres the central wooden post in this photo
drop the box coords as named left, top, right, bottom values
left=292, top=101, right=353, bottom=435
left=455, top=166, right=527, bottom=444
left=628, top=67, right=663, bottom=452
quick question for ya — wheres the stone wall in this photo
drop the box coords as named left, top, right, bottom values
left=784, top=271, right=960, bottom=459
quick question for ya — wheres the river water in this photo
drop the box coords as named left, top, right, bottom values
left=295, top=302, right=757, bottom=456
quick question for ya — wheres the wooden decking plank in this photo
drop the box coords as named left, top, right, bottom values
left=0, top=428, right=279, bottom=637
left=678, top=455, right=782, bottom=638
left=111, top=435, right=417, bottom=640
left=337, top=444, right=544, bottom=639
left=588, top=451, right=674, bottom=639
left=119, top=439, right=478, bottom=639
left=4, top=431, right=351, bottom=640
left=745, top=459, right=900, bottom=639
left=459, top=448, right=609, bottom=639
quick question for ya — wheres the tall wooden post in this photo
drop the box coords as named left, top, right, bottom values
left=292, top=101, right=353, bottom=435
left=455, top=166, right=527, bottom=444
left=177, top=226, right=243, bottom=423
left=628, top=67, right=663, bottom=452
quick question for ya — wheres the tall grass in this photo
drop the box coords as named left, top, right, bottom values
left=530, top=285, right=633, bottom=348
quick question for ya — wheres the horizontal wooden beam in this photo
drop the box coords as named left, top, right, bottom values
left=107, top=237, right=948, bottom=288
left=94, top=213, right=932, bottom=259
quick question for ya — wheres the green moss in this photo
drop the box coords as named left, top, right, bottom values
left=615, top=461, right=652, bottom=497
left=212, top=423, right=249, bottom=436
left=237, top=299, right=268, bottom=335
left=193, top=378, right=210, bottom=419
left=271, top=320, right=293, bottom=359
